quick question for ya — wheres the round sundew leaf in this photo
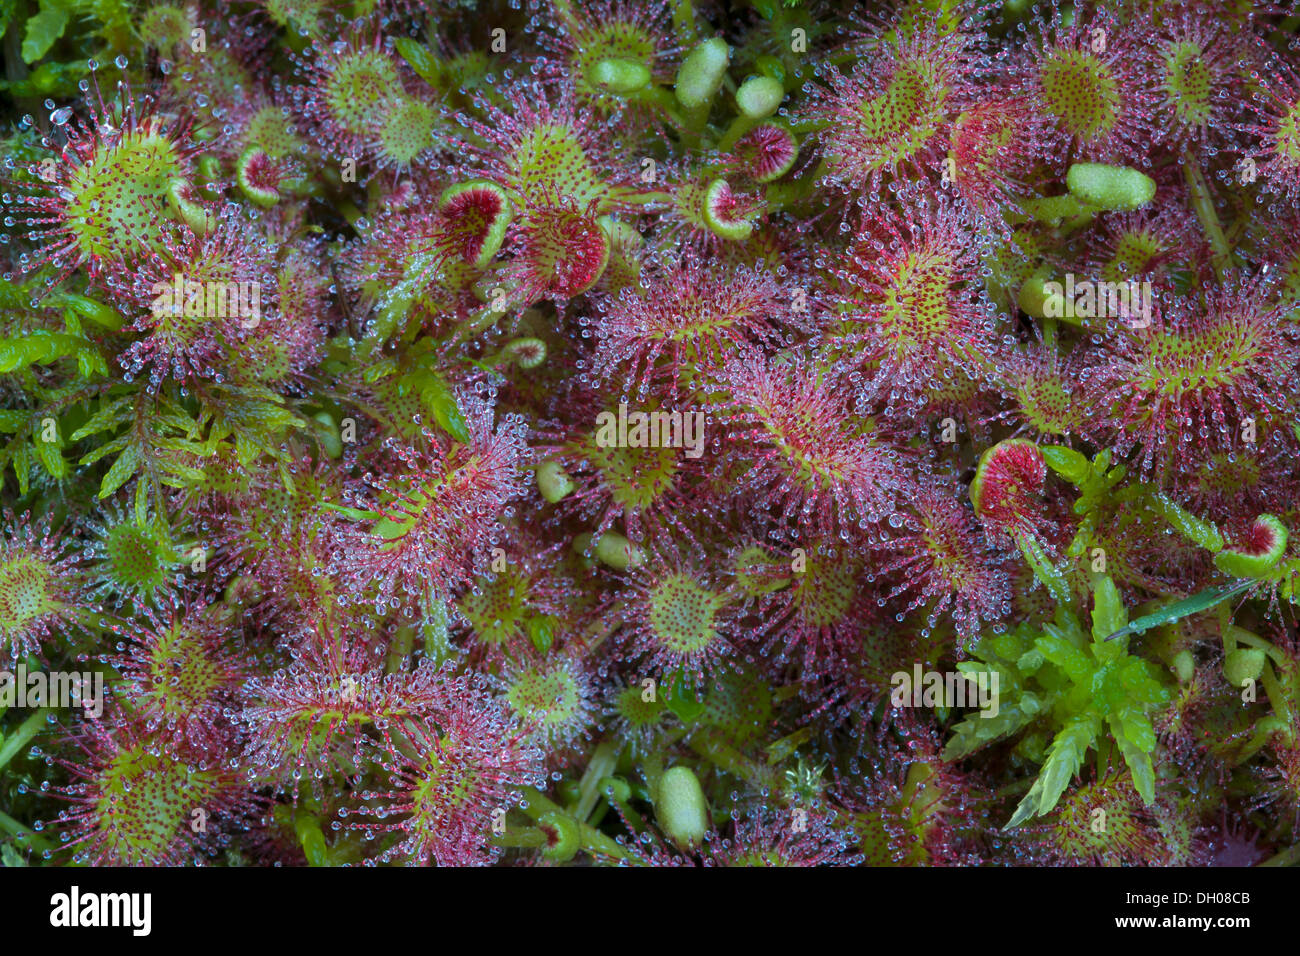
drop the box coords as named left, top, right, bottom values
left=322, top=49, right=404, bottom=136
left=376, top=97, right=436, bottom=166
left=438, top=180, right=513, bottom=269
left=166, top=180, right=213, bottom=235
left=100, top=518, right=176, bottom=598
left=90, top=745, right=219, bottom=864
left=138, top=5, right=191, bottom=50
left=236, top=148, right=282, bottom=207
left=733, top=121, right=799, bottom=183
left=508, top=122, right=608, bottom=208
left=0, top=555, right=59, bottom=635
left=970, top=439, right=1046, bottom=534
left=825, top=54, right=952, bottom=183
left=1161, top=40, right=1213, bottom=129
left=244, top=106, right=305, bottom=159
left=518, top=205, right=611, bottom=297
left=504, top=658, right=588, bottom=744
left=457, top=565, right=532, bottom=646
left=63, top=126, right=188, bottom=262
left=703, top=178, right=754, bottom=240
left=1214, top=514, right=1289, bottom=578
left=538, top=811, right=581, bottom=862
left=648, top=572, right=724, bottom=658
left=1039, top=48, right=1121, bottom=142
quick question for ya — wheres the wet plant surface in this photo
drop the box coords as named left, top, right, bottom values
left=0, top=0, right=1299, bottom=868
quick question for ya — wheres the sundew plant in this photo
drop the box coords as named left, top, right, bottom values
left=1, top=0, right=1299, bottom=869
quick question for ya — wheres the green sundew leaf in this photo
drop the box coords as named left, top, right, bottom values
left=417, top=374, right=470, bottom=443
left=134, top=478, right=149, bottom=525
left=1007, top=713, right=1099, bottom=827
left=1, top=60, right=85, bottom=98
left=12, top=442, right=31, bottom=496
left=1017, top=534, right=1072, bottom=609
left=319, top=502, right=384, bottom=522
left=98, top=446, right=139, bottom=498
left=1041, top=445, right=1090, bottom=485
left=32, top=436, right=66, bottom=479
left=1109, top=714, right=1156, bottom=805
left=0, top=411, right=28, bottom=432
left=0, top=0, right=17, bottom=38
left=78, top=433, right=129, bottom=467
left=527, top=615, right=554, bottom=654
left=666, top=674, right=707, bottom=724
left=394, top=37, right=441, bottom=86
left=1035, top=632, right=1093, bottom=686
left=1149, top=492, right=1224, bottom=552
left=1104, top=578, right=1256, bottom=642
left=22, top=0, right=71, bottom=63
left=159, top=461, right=208, bottom=487
left=943, top=704, right=1035, bottom=760
left=1090, top=575, right=1127, bottom=642
left=1117, top=709, right=1157, bottom=753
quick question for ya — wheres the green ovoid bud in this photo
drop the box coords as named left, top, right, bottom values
left=735, top=75, right=784, bottom=119
left=1223, top=648, right=1266, bottom=687
left=675, top=38, right=730, bottom=110
left=589, top=58, right=652, bottom=94
left=655, top=765, right=709, bottom=849
left=594, top=532, right=643, bottom=570
left=1066, top=163, right=1156, bottom=212
left=536, top=460, right=575, bottom=503
left=1018, top=268, right=1069, bottom=320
